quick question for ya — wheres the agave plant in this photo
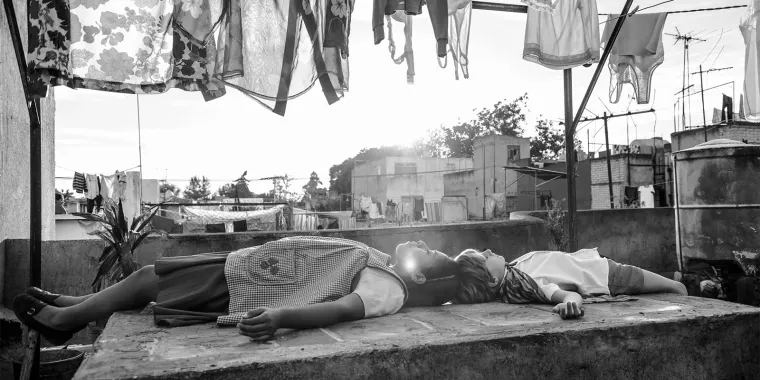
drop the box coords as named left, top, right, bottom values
left=74, top=199, right=167, bottom=291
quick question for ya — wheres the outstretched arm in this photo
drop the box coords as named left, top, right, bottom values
left=550, top=289, right=584, bottom=320
left=238, top=293, right=365, bottom=341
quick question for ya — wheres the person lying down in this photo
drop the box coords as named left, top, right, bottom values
left=454, top=247, right=687, bottom=319
left=13, top=237, right=460, bottom=345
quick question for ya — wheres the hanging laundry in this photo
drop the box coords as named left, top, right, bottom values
left=213, top=0, right=354, bottom=116
left=521, top=0, right=560, bottom=13
left=84, top=174, right=99, bottom=199
left=601, top=13, right=668, bottom=104
left=27, top=0, right=227, bottom=100
left=374, top=0, right=448, bottom=83
left=523, top=0, right=600, bottom=70
left=740, top=0, right=760, bottom=120
left=72, top=172, right=87, bottom=194
left=638, top=185, right=655, bottom=208
left=439, top=0, right=472, bottom=80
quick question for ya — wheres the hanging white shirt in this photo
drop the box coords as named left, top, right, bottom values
left=511, top=248, right=610, bottom=300
left=638, top=185, right=655, bottom=208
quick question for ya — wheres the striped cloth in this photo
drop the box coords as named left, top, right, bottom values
left=499, top=264, right=551, bottom=304
left=72, top=172, right=87, bottom=193
left=217, top=236, right=407, bottom=326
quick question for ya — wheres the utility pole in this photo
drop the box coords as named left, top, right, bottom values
left=691, top=65, right=733, bottom=140
left=603, top=113, right=614, bottom=208
left=579, top=109, right=655, bottom=209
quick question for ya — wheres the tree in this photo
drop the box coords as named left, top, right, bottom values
left=160, top=182, right=179, bottom=195
left=217, top=182, right=253, bottom=198
left=473, top=94, right=528, bottom=136
left=426, top=94, right=529, bottom=158
left=529, top=119, right=583, bottom=161
left=183, top=176, right=211, bottom=200
left=302, top=171, right=323, bottom=199
left=272, top=174, right=301, bottom=204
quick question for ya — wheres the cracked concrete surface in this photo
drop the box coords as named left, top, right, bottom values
left=74, top=294, right=760, bottom=380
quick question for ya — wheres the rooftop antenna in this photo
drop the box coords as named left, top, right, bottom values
left=666, top=28, right=706, bottom=130
left=691, top=66, right=733, bottom=128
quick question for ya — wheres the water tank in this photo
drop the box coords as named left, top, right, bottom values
left=672, top=139, right=760, bottom=272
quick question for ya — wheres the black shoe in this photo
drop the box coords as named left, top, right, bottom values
left=12, top=294, right=85, bottom=346
left=26, top=287, right=62, bottom=306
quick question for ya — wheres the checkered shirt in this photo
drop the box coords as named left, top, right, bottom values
left=217, top=236, right=408, bottom=326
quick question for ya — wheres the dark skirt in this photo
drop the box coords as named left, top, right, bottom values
left=153, top=252, right=231, bottom=327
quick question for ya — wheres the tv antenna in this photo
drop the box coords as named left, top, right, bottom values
left=666, top=28, right=706, bottom=129
left=691, top=66, right=733, bottom=127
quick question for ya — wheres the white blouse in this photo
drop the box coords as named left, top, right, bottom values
left=351, top=267, right=406, bottom=318
left=511, top=248, right=610, bottom=300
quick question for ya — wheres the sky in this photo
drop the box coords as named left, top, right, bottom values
left=54, top=0, right=749, bottom=196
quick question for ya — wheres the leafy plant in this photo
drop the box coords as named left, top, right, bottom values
left=74, top=199, right=166, bottom=291
left=546, top=198, right=569, bottom=252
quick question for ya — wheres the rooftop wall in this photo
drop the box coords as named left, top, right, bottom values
left=3, top=220, right=552, bottom=305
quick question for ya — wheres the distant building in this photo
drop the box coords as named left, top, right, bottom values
left=590, top=137, right=672, bottom=209
left=351, top=156, right=473, bottom=221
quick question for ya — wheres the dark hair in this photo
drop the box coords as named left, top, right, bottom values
left=396, top=253, right=461, bottom=307
left=454, top=250, right=499, bottom=304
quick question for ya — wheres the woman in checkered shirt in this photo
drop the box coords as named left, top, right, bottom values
left=14, top=237, right=459, bottom=344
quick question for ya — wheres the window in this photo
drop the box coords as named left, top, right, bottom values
left=507, top=145, right=520, bottom=161
left=394, top=162, right=417, bottom=175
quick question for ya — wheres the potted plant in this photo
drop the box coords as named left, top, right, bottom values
left=73, top=199, right=167, bottom=339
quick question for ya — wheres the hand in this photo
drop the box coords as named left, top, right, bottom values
left=552, top=301, right=584, bottom=320
left=237, top=307, right=282, bottom=341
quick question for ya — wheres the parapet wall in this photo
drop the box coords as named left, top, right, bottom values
left=3, top=220, right=552, bottom=305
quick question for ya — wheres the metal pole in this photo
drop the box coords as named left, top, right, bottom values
left=699, top=64, right=707, bottom=141
left=482, top=141, right=486, bottom=219
left=569, top=0, right=636, bottom=130
left=564, top=69, right=577, bottom=251
left=603, top=113, right=614, bottom=209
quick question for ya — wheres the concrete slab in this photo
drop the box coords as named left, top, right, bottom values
left=74, top=295, right=760, bottom=380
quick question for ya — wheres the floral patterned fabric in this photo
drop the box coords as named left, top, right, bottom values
left=216, top=0, right=354, bottom=115
left=26, top=0, right=355, bottom=110
left=27, top=0, right=226, bottom=100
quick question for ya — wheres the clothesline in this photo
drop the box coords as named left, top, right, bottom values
left=600, top=2, right=747, bottom=24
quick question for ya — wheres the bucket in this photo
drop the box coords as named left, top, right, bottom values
left=12, top=349, right=85, bottom=380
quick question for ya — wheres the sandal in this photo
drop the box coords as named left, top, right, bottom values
left=26, top=287, right=62, bottom=306
left=12, top=294, right=85, bottom=346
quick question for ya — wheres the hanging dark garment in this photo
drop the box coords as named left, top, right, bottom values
left=72, top=172, right=87, bottom=194
left=215, top=0, right=354, bottom=116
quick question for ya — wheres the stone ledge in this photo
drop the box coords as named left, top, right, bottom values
left=74, top=295, right=760, bottom=380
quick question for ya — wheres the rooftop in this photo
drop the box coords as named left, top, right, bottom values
left=74, top=294, right=760, bottom=380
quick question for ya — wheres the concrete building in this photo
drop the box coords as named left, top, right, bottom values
left=671, top=120, right=760, bottom=151
left=590, top=137, right=672, bottom=209
left=351, top=156, right=473, bottom=220
left=443, top=135, right=531, bottom=219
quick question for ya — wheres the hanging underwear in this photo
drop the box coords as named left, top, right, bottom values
left=375, top=0, right=448, bottom=84
left=601, top=13, right=668, bottom=105
left=438, top=0, right=473, bottom=80
left=523, top=0, right=600, bottom=70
